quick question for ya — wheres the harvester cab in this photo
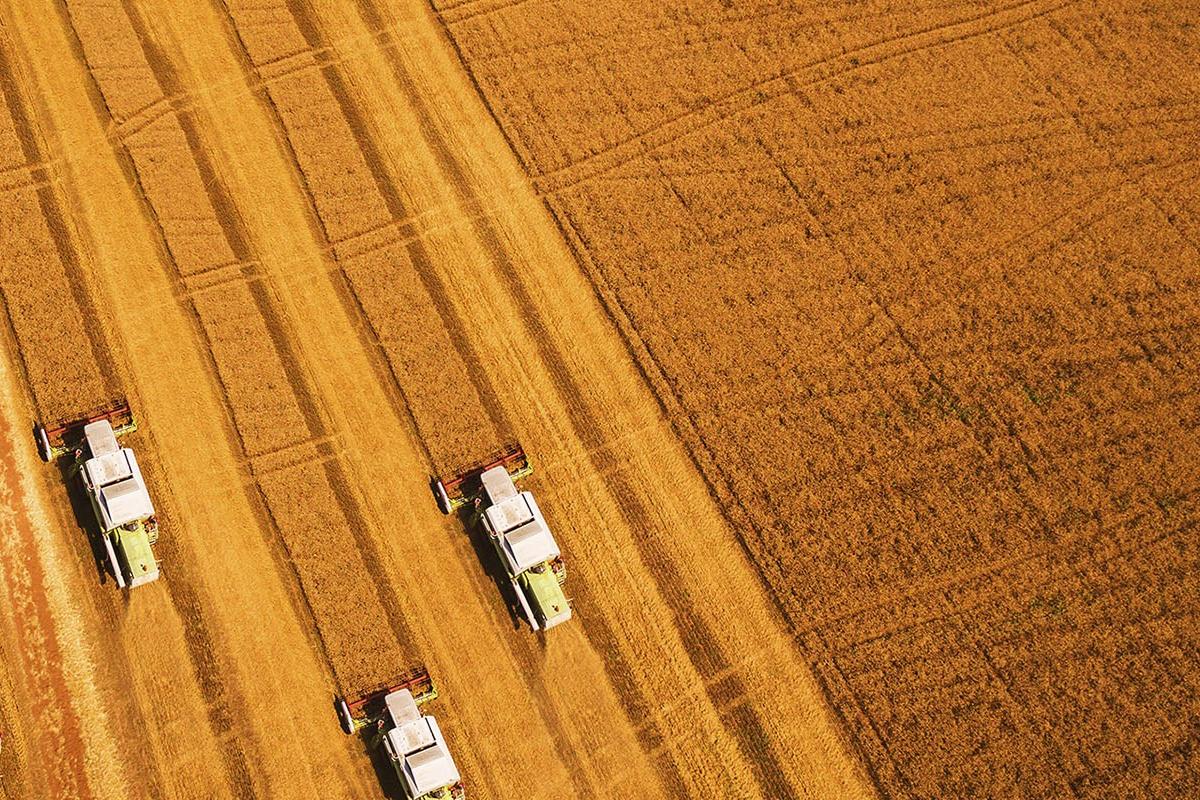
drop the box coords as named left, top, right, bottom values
left=34, top=400, right=160, bottom=589
left=337, top=668, right=465, bottom=800
left=433, top=445, right=572, bottom=632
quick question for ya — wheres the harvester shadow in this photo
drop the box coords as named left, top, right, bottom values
left=350, top=722, right=405, bottom=800
left=54, top=454, right=113, bottom=590
left=456, top=503, right=524, bottom=633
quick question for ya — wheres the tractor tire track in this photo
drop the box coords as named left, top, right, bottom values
left=205, top=6, right=440, bottom=473
left=223, top=0, right=516, bottom=472
left=132, top=5, right=411, bottom=688
left=499, top=0, right=1079, bottom=195
left=288, top=0, right=516, bottom=448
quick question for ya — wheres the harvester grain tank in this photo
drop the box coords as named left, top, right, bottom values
left=34, top=400, right=160, bottom=588
left=433, top=444, right=572, bottom=631
left=337, top=668, right=464, bottom=800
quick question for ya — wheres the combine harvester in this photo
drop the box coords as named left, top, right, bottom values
left=433, top=444, right=572, bottom=631
left=337, top=667, right=464, bottom=800
left=34, top=400, right=160, bottom=588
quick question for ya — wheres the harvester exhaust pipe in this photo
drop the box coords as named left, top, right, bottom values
left=511, top=580, right=541, bottom=632
left=102, top=534, right=126, bottom=589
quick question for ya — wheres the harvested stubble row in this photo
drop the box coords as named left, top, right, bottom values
left=225, top=0, right=502, bottom=474
left=66, top=0, right=404, bottom=693
left=0, top=67, right=110, bottom=422
left=435, top=1, right=1200, bottom=798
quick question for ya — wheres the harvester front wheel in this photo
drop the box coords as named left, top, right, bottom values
left=433, top=479, right=453, bottom=515
left=335, top=698, right=356, bottom=735
left=33, top=424, right=51, bottom=463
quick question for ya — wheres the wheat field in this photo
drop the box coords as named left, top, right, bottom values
left=0, top=1, right=1196, bottom=799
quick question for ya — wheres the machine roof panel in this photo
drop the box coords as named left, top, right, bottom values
left=91, top=449, right=155, bottom=530
left=403, top=718, right=460, bottom=794
left=481, top=465, right=519, bottom=504
left=85, top=450, right=133, bottom=487
left=486, top=494, right=535, bottom=534
left=100, top=480, right=155, bottom=529
left=503, top=519, right=560, bottom=573
left=385, top=689, right=421, bottom=727
left=389, top=718, right=435, bottom=756
left=83, top=420, right=119, bottom=457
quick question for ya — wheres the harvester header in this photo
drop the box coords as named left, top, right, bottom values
left=35, top=398, right=136, bottom=462
left=336, top=666, right=437, bottom=735
left=432, top=443, right=531, bottom=515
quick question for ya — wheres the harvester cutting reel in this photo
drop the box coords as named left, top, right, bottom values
left=432, top=443, right=532, bottom=515
left=34, top=398, right=137, bottom=462
left=336, top=666, right=437, bottom=736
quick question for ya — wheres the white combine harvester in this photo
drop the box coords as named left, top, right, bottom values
left=35, top=400, right=160, bottom=588
left=434, top=445, right=572, bottom=631
left=337, top=668, right=464, bottom=800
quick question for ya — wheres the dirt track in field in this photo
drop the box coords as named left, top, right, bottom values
left=0, top=1, right=871, bottom=799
